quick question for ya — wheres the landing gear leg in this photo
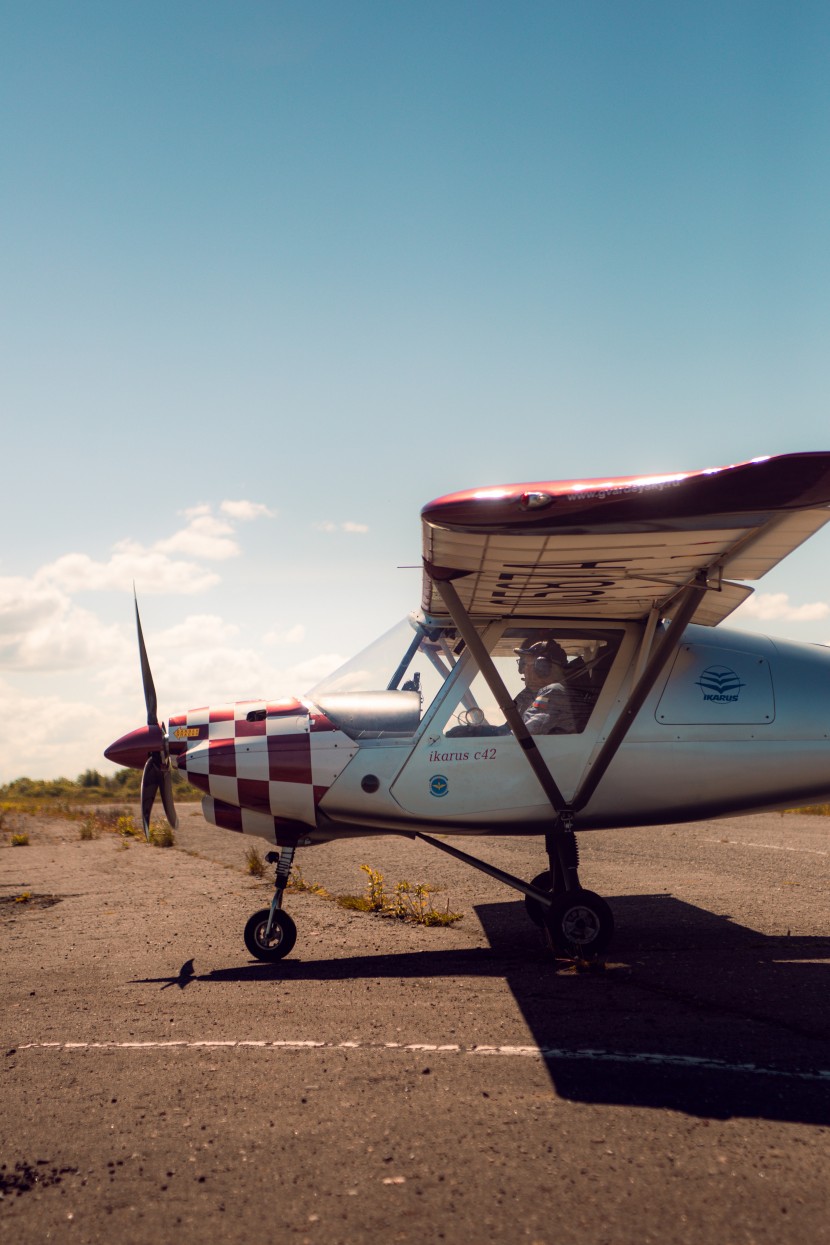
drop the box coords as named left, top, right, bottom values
left=524, top=811, right=579, bottom=925
left=416, top=826, right=614, bottom=959
left=243, top=842, right=298, bottom=962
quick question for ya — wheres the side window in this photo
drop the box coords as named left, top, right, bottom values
left=443, top=628, right=623, bottom=738
left=443, top=653, right=523, bottom=736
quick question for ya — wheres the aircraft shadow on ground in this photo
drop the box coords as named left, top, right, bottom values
left=475, top=894, right=830, bottom=1125
left=131, top=892, right=829, bottom=1124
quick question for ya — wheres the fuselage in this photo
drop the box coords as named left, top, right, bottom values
left=104, top=618, right=830, bottom=846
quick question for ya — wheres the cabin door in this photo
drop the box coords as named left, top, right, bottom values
left=389, top=622, right=629, bottom=825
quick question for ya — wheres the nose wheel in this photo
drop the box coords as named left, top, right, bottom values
left=244, top=908, right=297, bottom=962
left=244, top=841, right=298, bottom=963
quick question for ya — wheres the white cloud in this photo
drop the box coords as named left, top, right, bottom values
left=263, top=623, right=306, bottom=645
left=38, top=545, right=220, bottom=595
left=0, top=577, right=65, bottom=633
left=0, top=576, right=126, bottom=672
left=220, top=500, right=276, bottom=521
left=28, top=500, right=275, bottom=598
left=98, top=635, right=347, bottom=713
left=153, top=614, right=241, bottom=649
left=155, top=513, right=239, bottom=561
left=735, top=592, right=830, bottom=623
left=0, top=501, right=279, bottom=678
left=0, top=678, right=111, bottom=782
left=15, top=607, right=124, bottom=672
left=314, top=520, right=369, bottom=534
left=0, top=499, right=346, bottom=777
left=287, top=653, right=346, bottom=688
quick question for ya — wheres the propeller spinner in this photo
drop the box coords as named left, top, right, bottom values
left=134, top=595, right=179, bottom=840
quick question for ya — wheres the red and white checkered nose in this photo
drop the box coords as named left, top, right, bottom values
left=167, top=697, right=356, bottom=837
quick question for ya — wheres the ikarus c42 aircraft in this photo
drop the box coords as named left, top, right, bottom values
left=105, top=452, right=830, bottom=963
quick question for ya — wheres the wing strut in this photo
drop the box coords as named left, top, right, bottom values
left=433, top=577, right=569, bottom=815
left=571, top=573, right=708, bottom=812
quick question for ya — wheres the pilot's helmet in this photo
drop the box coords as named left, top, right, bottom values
left=515, top=638, right=568, bottom=678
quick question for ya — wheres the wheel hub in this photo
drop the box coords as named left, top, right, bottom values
left=560, top=903, right=601, bottom=945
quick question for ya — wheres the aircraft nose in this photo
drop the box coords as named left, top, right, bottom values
left=104, top=723, right=165, bottom=770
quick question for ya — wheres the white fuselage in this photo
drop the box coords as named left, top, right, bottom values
left=168, top=622, right=830, bottom=844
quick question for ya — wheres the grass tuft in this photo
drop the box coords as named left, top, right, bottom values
left=336, top=864, right=462, bottom=926
left=10, top=832, right=29, bottom=846
left=287, top=867, right=331, bottom=899
left=116, top=814, right=139, bottom=838
left=245, top=845, right=267, bottom=877
left=148, top=821, right=175, bottom=847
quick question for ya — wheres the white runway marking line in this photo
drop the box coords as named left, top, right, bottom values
left=13, top=1041, right=830, bottom=1082
left=706, top=838, right=828, bottom=856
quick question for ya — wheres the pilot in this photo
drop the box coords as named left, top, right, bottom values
left=514, top=639, right=578, bottom=735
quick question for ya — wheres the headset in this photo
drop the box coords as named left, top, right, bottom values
left=517, top=640, right=567, bottom=679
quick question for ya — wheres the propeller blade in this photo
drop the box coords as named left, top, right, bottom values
left=134, top=592, right=178, bottom=836
left=140, top=754, right=162, bottom=841
left=134, top=592, right=159, bottom=728
left=159, top=765, right=179, bottom=831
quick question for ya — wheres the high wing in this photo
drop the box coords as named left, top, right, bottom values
left=421, top=452, right=830, bottom=625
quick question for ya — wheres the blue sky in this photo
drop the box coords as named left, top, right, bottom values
left=2, top=1, right=830, bottom=778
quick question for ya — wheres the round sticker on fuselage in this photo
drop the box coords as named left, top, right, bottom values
left=429, top=774, right=449, bottom=798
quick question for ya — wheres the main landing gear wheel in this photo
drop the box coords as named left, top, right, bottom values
left=544, top=890, right=614, bottom=958
left=244, top=909, right=297, bottom=962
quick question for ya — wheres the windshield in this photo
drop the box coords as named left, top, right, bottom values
left=305, top=617, right=624, bottom=741
left=306, top=615, right=458, bottom=707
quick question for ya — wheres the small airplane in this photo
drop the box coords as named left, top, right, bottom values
left=105, top=452, right=830, bottom=963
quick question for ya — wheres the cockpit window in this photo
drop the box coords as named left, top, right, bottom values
left=442, top=626, right=623, bottom=737
left=305, top=618, right=623, bottom=742
left=305, top=616, right=457, bottom=737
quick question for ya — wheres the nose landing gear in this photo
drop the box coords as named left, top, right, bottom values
left=244, top=842, right=298, bottom=963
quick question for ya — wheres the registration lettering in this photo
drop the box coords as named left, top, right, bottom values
left=490, top=559, right=629, bottom=605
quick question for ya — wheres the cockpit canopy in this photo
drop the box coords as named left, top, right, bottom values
left=306, top=615, right=623, bottom=741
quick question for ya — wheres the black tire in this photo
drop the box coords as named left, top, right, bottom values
left=544, top=889, right=614, bottom=957
left=244, top=908, right=297, bottom=962
left=524, top=871, right=553, bottom=927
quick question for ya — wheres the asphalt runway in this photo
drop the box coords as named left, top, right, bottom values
left=2, top=806, right=828, bottom=1244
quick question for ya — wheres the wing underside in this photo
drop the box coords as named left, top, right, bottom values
left=420, top=454, right=830, bottom=625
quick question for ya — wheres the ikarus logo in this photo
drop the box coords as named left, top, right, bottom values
left=696, top=666, right=745, bottom=703
left=429, top=774, right=449, bottom=798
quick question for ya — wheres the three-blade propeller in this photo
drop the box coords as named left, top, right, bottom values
left=135, top=594, right=179, bottom=841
